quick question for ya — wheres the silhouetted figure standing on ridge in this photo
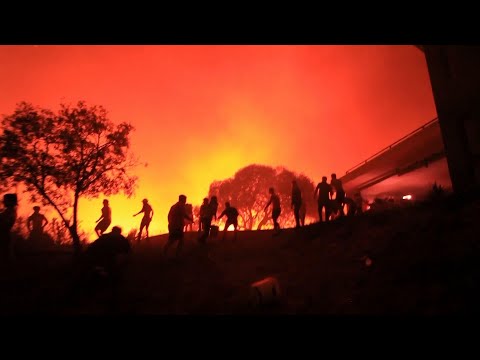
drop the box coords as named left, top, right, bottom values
left=95, top=199, right=111, bottom=237
left=210, top=196, right=218, bottom=221
left=0, top=194, right=17, bottom=261
left=198, top=198, right=211, bottom=244
left=314, top=176, right=332, bottom=222
left=291, top=180, right=302, bottom=228
left=164, top=195, right=193, bottom=258
left=198, top=196, right=219, bottom=243
left=264, top=187, right=281, bottom=232
left=208, top=195, right=219, bottom=238
left=330, top=173, right=345, bottom=217
left=133, top=198, right=153, bottom=242
left=218, top=201, right=239, bottom=241
left=27, top=206, right=48, bottom=242
left=299, top=199, right=306, bottom=226
left=184, top=203, right=194, bottom=232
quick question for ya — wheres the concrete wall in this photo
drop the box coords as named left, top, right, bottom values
left=423, top=46, right=480, bottom=194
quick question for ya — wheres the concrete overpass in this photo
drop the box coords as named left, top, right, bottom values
left=343, top=46, right=480, bottom=200
left=340, top=118, right=452, bottom=202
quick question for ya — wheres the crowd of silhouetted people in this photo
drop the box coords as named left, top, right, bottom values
left=0, top=172, right=368, bottom=285
left=149, top=172, right=364, bottom=258
left=0, top=173, right=366, bottom=253
left=0, top=173, right=371, bottom=307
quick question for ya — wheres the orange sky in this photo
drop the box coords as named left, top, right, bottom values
left=0, top=45, right=437, bottom=239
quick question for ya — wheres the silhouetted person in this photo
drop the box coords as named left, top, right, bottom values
left=0, top=194, right=17, bottom=261
left=208, top=196, right=219, bottom=238
left=184, top=203, right=194, bottom=232
left=198, top=195, right=219, bottom=243
left=27, top=206, right=48, bottom=242
left=343, top=197, right=357, bottom=217
left=291, top=180, right=302, bottom=228
left=314, top=176, right=332, bottom=222
left=330, top=173, right=345, bottom=217
left=299, top=199, right=306, bottom=227
left=84, top=226, right=131, bottom=277
left=164, top=195, right=192, bottom=257
left=95, top=199, right=111, bottom=237
left=218, top=201, right=239, bottom=241
left=264, top=187, right=281, bottom=232
left=198, top=198, right=211, bottom=244
left=197, top=206, right=203, bottom=232
left=133, top=199, right=153, bottom=242
left=353, top=192, right=365, bottom=214
left=210, top=196, right=218, bottom=221
left=82, top=226, right=131, bottom=309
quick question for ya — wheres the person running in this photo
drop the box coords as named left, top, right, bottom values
left=133, top=198, right=153, bottom=242
left=95, top=199, right=111, bottom=237
left=218, top=201, right=239, bottom=241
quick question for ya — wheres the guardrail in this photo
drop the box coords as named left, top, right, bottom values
left=353, top=150, right=446, bottom=191
left=345, top=117, right=439, bottom=175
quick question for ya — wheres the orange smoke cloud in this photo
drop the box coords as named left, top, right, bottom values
left=0, top=45, right=436, bottom=240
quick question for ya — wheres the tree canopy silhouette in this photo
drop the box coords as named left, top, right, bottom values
left=208, top=164, right=316, bottom=230
left=0, top=101, right=137, bottom=254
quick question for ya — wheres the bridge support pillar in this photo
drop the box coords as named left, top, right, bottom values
left=423, top=46, right=480, bottom=194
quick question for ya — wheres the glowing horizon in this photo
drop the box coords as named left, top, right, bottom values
left=0, top=45, right=437, bottom=240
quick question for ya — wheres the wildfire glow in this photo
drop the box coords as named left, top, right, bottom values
left=403, top=195, right=413, bottom=200
left=0, top=45, right=437, bottom=241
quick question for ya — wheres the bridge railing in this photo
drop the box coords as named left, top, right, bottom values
left=344, top=117, right=439, bottom=175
